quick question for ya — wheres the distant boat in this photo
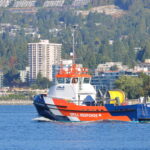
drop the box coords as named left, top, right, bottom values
left=34, top=64, right=150, bottom=122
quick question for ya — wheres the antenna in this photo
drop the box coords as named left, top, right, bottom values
left=72, top=25, right=78, bottom=64
left=72, top=27, right=75, bottom=64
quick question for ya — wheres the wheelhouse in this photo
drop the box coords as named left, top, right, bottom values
left=55, top=64, right=91, bottom=85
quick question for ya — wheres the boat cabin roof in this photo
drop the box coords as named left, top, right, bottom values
left=56, top=64, right=91, bottom=78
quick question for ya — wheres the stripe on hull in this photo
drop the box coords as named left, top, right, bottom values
left=68, top=116, right=80, bottom=121
left=44, top=97, right=63, bottom=116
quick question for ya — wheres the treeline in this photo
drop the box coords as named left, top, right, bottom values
left=115, top=0, right=150, bottom=10
left=0, top=0, right=150, bottom=87
left=91, top=0, right=150, bottom=10
left=115, top=73, right=150, bottom=99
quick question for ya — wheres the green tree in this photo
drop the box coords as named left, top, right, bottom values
left=142, top=41, right=150, bottom=61
left=110, top=65, right=118, bottom=71
left=35, top=0, right=46, bottom=7
left=115, top=76, right=143, bottom=99
left=139, top=73, right=150, bottom=97
left=64, top=0, right=72, bottom=5
left=4, top=68, right=21, bottom=87
left=34, top=73, right=52, bottom=89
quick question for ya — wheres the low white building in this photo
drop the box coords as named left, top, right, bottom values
left=13, top=0, right=36, bottom=8
left=19, top=67, right=30, bottom=83
left=72, top=0, right=91, bottom=7
left=43, top=0, right=64, bottom=7
left=134, top=59, right=150, bottom=73
left=95, top=62, right=129, bottom=74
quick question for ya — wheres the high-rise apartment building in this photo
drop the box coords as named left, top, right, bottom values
left=28, top=40, right=61, bottom=82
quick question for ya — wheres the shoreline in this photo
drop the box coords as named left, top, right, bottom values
left=0, top=100, right=33, bottom=105
left=0, top=99, right=140, bottom=105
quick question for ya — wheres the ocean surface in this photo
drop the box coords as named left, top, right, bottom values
left=0, top=105, right=150, bottom=150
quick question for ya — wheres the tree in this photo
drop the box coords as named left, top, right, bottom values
left=110, top=65, right=118, bottom=71
left=115, top=0, right=134, bottom=10
left=115, top=76, right=143, bottom=99
left=64, top=0, right=72, bottom=5
left=4, top=67, right=21, bottom=87
left=33, top=73, right=52, bottom=89
left=35, top=0, right=45, bottom=7
left=142, top=41, right=150, bottom=61
left=139, top=73, right=150, bottom=97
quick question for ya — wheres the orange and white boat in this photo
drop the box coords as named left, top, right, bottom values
left=33, top=64, right=150, bottom=122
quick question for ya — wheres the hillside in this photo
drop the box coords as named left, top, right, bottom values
left=76, top=5, right=127, bottom=18
left=0, top=0, right=150, bottom=85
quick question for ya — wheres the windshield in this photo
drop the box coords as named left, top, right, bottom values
left=57, top=78, right=71, bottom=84
left=83, top=78, right=90, bottom=83
left=57, top=78, right=65, bottom=84
left=66, top=78, right=71, bottom=84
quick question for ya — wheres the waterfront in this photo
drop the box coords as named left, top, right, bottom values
left=0, top=105, right=150, bottom=150
left=0, top=100, right=32, bottom=105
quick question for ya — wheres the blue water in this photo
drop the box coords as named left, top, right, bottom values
left=0, top=105, right=150, bottom=150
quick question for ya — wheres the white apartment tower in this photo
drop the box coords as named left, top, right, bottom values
left=28, top=40, right=61, bottom=82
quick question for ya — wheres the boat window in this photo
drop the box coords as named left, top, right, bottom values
left=83, top=78, right=90, bottom=83
left=66, top=78, right=71, bottom=84
left=72, top=78, right=78, bottom=84
left=57, top=78, right=65, bottom=83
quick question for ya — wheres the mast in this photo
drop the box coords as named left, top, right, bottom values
left=72, top=27, right=75, bottom=64
left=72, top=25, right=77, bottom=64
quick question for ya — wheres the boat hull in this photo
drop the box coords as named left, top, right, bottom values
left=34, top=94, right=150, bottom=122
